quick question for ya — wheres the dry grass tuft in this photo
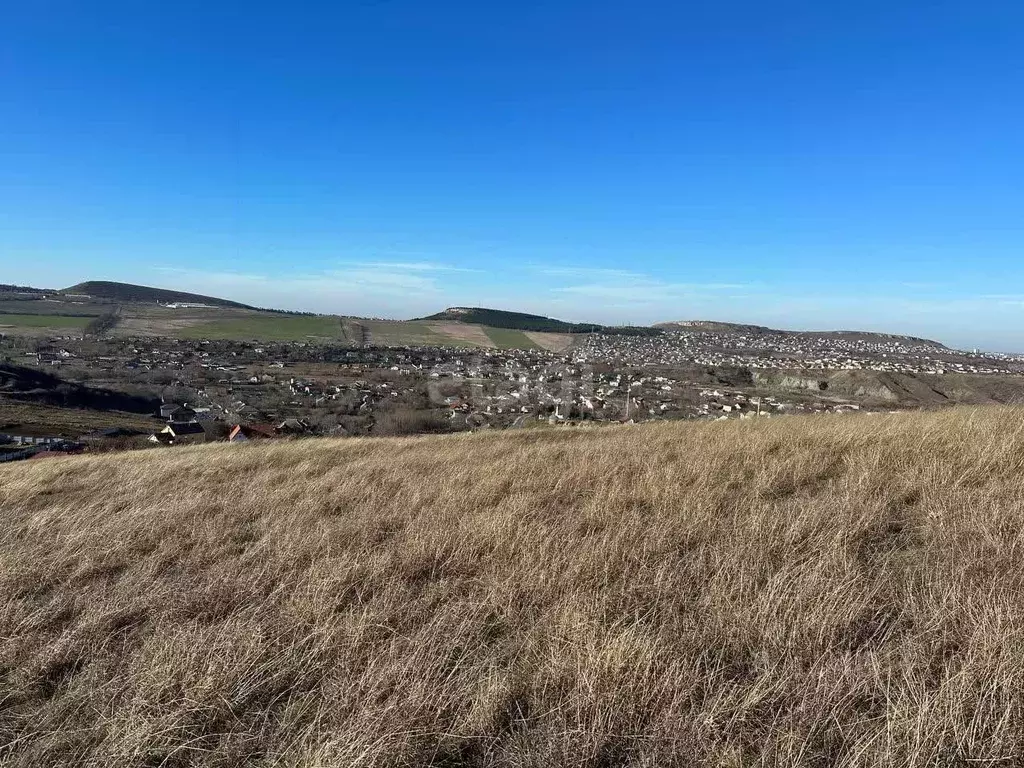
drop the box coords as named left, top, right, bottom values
left=2, top=407, right=1024, bottom=766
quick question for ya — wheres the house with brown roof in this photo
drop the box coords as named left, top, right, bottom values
left=228, top=424, right=279, bottom=443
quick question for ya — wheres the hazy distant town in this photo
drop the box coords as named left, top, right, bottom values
left=575, top=329, right=1022, bottom=375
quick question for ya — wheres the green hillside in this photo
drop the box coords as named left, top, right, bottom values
left=62, top=281, right=259, bottom=310
left=419, top=307, right=662, bottom=336
left=482, top=326, right=540, bottom=349
left=177, top=315, right=345, bottom=341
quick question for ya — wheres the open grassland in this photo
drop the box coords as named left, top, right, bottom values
left=0, top=301, right=105, bottom=317
left=524, top=330, right=575, bottom=352
left=482, top=326, right=540, bottom=350
left=426, top=323, right=494, bottom=348
left=345, top=318, right=569, bottom=349
left=0, top=314, right=92, bottom=331
left=177, top=314, right=345, bottom=341
left=2, top=408, right=1024, bottom=766
left=357, top=319, right=471, bottom=347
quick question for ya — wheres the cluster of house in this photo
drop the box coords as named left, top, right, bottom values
left=418, top=364, right=791, bottom=425
left=149, top=401, right=312, bottom=445
left=0, top=410, right=315, bottom=463
left=693, top=389, right=862, bottom=419
left=8, top=329, right=1022, bottom=449
left=574, top=331, right=1020, bottom=375
left=28, top=349, right=77, bottom=366
left=0, top=434, right=84, bottom=463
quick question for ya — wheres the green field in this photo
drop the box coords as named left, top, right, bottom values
left=0, top=313, right=93, bottom=330
left=0, top=300, right=105, bottom=316
left=178, top=315, right=345, bottom=341
left=483, top=326, right=540, bottom=350
left=359, top=320, right=475, bottom=347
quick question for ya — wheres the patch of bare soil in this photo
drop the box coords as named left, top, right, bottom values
left=114, top=317, right=206, bottom=336
left=524, top=331, right=574, bottom=352
left=428, top=323, right=493, bottom=347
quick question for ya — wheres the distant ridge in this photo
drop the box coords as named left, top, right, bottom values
left=418, top=307, right=661, bottom=336
left=62, top=281, right=258, bottom=310
left=0, top=283, right=51, bottom=295
left=419, top=307, right=596, bottom=333
left=656, top=320, right=776, bottom=334
left=657, top=320, right=946, bottom=348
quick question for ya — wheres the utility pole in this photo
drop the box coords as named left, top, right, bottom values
left=624, top=380, right=632, bottom=421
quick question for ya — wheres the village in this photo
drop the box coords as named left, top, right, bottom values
left=574, top=328, right=1023, bottom=375
left=2, top=327, right=1023, bottom=461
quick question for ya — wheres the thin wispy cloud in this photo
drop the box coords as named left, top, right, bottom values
left=343, top=261, right=480, bottom=273
left=542, top=268, right=755, bottom=304
left=150, top=264, right=454, bottom=317
left=534, top=266, right=645, bottom=280
left=156, top=259, right=480, bottom=298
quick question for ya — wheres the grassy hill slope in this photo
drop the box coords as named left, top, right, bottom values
left=658, top=319, right=946, bottom=347
left=2, top=409, right=1024, bottom=766
left=419, top=307, right=662, bottom=336
left=62, top=281, right=259, bottom=310
left=419, top=306, right=601, bottom=333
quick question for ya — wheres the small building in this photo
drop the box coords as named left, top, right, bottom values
left=276, top=418, right=309, bottom=435
left=150, top=422, right=206, bottom=445
left=234, top=405, right=260, bottom=420
left=159, top=403, right=179, bottom=419
left=2, top=434, right=65, bottom=447
left=167, top=406, right=197, bottom=422
left=228, top=424, right=279, bottom=443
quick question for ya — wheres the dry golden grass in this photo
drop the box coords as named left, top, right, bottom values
left=522, top=332, right=575, bottom=353
left=2, top=408, right=1024, bottom=766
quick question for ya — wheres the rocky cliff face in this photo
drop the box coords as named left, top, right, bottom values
left=752, top=370, right=909, bottom=402
left=751, top=369, right=1021, bottom=406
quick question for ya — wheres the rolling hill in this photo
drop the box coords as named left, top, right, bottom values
left=658, top=319, right=947, bottom=347
left=419, top=306, right=604, bottom=333
left=2, top=407, right=1022, bottom=765
left=0, top=284, right=51, bottom=295
left=656, top=320, right=777, bottom=334
left=62, top=281, right=260, bottom=310
left=419, top=307, right=661, bottom=336
left=0, top=280, right=949, bottom=349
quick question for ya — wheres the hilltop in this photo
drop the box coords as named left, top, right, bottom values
left=62, top=281, right=259, bottom=310
left=658, top=319, right=947, bottom=347
left=0, top=284, right=52, bottom=295
left=2, top=407, right=1023, bottom=765
left=656, top=320, right=778, bottom=334
left=0, top=281, right=334, bottom=340
left=420, top=306, right=661, bottom=336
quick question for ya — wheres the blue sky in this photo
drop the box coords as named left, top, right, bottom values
left=2, top=1, right=1023, bottom=350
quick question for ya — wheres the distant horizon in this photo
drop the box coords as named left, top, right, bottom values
left=6, top=275, right=1019, bottom=354
left=3, top=2, right=1023, bottom=351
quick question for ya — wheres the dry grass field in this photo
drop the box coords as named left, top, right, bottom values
left=2, top=408, right=1024, bottom=766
